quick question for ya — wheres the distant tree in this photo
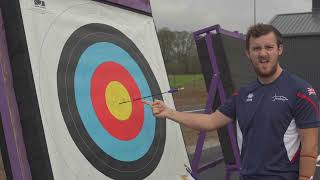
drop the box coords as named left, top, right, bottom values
left=172, top=31, right=199, bottom=73
left=157, top=28, right=201, bottom=74
left=157, top=28, right=175, bottom=64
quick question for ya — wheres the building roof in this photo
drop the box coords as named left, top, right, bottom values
left=270, top=12, right=320, bottom=36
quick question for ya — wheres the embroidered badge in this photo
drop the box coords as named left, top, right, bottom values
left=246, top=93, right=254, bottom=102
left=307, top=88, right=316, bottom=96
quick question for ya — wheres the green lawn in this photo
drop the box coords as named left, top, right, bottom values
left=168, top=74, right=205, bottom=87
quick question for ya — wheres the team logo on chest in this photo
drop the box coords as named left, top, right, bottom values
left=272, top=94, right=288, bottom=102
left=246, top=93, right=254, bottom=102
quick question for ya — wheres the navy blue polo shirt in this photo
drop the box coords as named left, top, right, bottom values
left=219, top=70, right=320, bottom=180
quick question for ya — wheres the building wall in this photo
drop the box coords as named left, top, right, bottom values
left=280, top=35, right=320, bottom=99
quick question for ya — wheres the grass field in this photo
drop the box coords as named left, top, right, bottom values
left=168, top=74, right=205, bottom=88
left=167, top=73, right=207, bottom=108
left=167, top=74, right=219, bottom=153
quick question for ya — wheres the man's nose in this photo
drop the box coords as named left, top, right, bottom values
left=258, top=48, right=268, bottom=57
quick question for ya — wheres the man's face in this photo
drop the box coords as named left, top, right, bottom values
left=246, top=32, right=283, bottom=78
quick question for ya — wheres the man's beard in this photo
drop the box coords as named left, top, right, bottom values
left=251, top=60, right=279, bottom=78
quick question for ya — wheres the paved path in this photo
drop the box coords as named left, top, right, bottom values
left=188, top=146, right=239, bottom=180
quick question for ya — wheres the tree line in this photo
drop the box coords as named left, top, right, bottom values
left=157, top=28, right=202, bottom=74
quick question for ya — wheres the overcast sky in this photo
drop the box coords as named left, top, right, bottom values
left=150, top=0, right=312, bottom=33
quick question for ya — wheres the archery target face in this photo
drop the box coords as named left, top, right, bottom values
left=57, top=23, right=166, bottom=179
left=19, top=1, right=189, bottom=179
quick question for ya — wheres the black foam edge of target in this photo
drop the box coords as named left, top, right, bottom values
left=0, top=0, right=55, bottom=179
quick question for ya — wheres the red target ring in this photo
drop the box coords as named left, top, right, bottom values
left=91, top=61, right=144, bottom=141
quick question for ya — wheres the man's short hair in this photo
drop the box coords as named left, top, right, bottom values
left=246, top=23, right=283, bottom=50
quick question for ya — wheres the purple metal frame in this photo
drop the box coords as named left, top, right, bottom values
left=104, top=0, right=151, bottom=14
left=0, top=11, right=32, bottom=180
left=191, top=24, right=245, bottom=180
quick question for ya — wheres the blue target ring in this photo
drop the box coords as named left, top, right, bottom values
left=57, top=23, right=166, bottom=179
left=74, top=42, right=155, bottom=161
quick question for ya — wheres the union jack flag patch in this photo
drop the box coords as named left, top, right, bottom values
left=307, top=88, right=317, bottom=96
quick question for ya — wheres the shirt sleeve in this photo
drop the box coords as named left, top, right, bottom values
left=218, top=93, right=237, bottom=120
left=293, top=86, right=320, bottom=128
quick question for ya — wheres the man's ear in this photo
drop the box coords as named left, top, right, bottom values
left=245, top=50, right=250, bottom=59
left=278, top=44, right=283, bottom=56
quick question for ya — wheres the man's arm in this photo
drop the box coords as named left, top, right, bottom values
left=143, top=100, right=232, bottom=131
left=167, top=109, right=232, bottom=131
left=298, top=128, right=318, bottom=180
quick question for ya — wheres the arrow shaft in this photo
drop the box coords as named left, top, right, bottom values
left=119, top=92, right=167, bottom=104
left=118, top=87, right=183, bottom=104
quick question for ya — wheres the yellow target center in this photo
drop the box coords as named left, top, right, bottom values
left=105, top=81, right=132, bottom=121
